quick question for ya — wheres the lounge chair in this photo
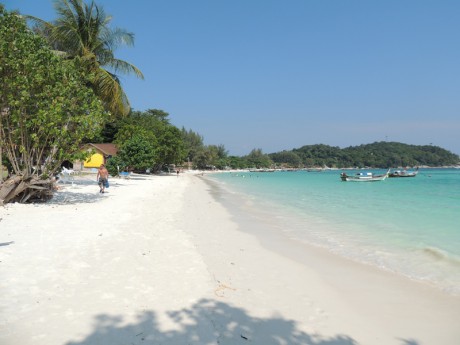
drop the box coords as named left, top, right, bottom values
left=119, top=171, right=131, bottom=179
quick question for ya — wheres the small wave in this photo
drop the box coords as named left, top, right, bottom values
left=421, top=247, right=460, bottom=265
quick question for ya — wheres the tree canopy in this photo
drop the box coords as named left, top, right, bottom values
left=28, top=0, right=144, bottom=116
left=105, top=109, right=185, bottom=173
left=0, top=6, right=106, bottom=203
left=270, top=142, right=460, bottom=168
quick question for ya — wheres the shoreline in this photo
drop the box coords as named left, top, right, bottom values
left=1, top=173, right=459, bottom=344
left=205, top=169, right=460, bottom=297
left=195, top=174, right=460, bottom=343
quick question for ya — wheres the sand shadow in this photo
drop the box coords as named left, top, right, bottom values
left=65, top=298, right=359, bottom=345
left=398, top=339, right=421, bottom=345
left=58, top=180, right=95, bottom=187
left=48, top=177, right=123, bottom=205
left=58, top=177, right=102, bottom=187
left=128, top=175, right=151, bottom=181
left=48, top=191, right=103, bottom=205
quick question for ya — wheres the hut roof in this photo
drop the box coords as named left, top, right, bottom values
left=87, top=143, right=118, bottom=156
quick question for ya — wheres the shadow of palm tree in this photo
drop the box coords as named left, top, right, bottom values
left=398, top=339, right=420, bottom=345
left=65, top=298, right=358, bottom=345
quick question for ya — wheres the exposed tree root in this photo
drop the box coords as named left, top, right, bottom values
left=0, top=175, right=54, bottom=206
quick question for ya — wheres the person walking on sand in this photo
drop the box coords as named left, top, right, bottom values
left=97, top=164, right=109, bottom=193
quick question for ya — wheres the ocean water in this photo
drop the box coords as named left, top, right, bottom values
left=207, top=168, right=460, bottom=295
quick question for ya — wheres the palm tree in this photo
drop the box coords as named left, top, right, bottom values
left=28, top=0, right=144, bottom=116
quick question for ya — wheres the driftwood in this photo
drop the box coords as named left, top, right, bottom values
left=0, top=175, right=55, bottom=206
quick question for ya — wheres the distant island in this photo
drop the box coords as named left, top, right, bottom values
left=266, top=142, right=459, bottom=169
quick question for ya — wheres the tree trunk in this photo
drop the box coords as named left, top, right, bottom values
left=0, top=175, right=55, bottom=206
left=0, top=145, right=3, bottom=183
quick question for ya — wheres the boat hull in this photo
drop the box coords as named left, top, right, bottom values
left=388, top=168, right=419, bottom=178
left=341, top=175, right=388, bottom=182
left=340, top=169, right=390, bottom=182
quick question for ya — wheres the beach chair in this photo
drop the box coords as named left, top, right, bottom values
left=120, top=171, right=131, bottom=179
left=60, top=167, right=76, bottom=183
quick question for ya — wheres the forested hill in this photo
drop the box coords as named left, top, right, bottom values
left=268, top=142, right=460, bottom=168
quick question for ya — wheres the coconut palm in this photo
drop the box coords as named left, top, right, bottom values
left=28, top=0, right=144, bottom=116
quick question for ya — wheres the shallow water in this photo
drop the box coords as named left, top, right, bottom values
left=207, top=168, right=460, bottom=295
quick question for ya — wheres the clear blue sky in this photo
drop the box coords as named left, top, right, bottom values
left=4, top=0, right=460, bottom=156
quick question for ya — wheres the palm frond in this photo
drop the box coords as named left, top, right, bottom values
left=102, top=27, right=135, bottom=50
left=23, top=14, right=52, bottom=29
left=32, top=0, right=143, bottom=116
left=105, top=58, right=144, bottom=79
left=92, top=68, right=130, bottom=116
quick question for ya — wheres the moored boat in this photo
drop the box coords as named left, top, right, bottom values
left=388, top=167, right=419, bottom=178
left=340, top=169, right=390, bottom=182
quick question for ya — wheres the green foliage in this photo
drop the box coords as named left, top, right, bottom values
left=28, top=0, right=144, bottom=116
left=105, top=154, right=125, bottom=176
left=111, top=109, right=185, bottom=172
left=0, top=8, right=106, bottom=180
left=155, top=125, right=185, bottom=169
left=191, top=144, right=230, bottom=169
left=269, top=151, right=302, bottom=168
left=117, top=134, right=156, bottom=172
left=1, top=152, right=11, bottom=173
left=94, top=121, right=119, bottom=143
left=226, top=156, right=250, bottom=169
left=193, top=147, right=217, bottom=170
left=213, top=144, right=228, bottom=160
left=245, top=149, right=273, bottom=168
left=291, top=144, right=341, bottom=167
left=270, top=142, right=459, bottom=168
left=180, top=127, right=204, bottom=162
left=114, top=109, right=169, bottom=145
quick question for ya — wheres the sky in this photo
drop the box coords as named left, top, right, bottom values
left=4, top=0, right=460, bottom=156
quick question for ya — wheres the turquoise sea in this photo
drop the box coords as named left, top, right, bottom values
left=207, top=168, right=460, bottom=295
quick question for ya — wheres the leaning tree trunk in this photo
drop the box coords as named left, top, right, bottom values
left=0, top=175, right=55, bottom=206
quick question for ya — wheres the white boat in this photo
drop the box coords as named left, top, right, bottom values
left=388, top=167, right=419, bottom=178
left=340, top=169, right=390, bottom=182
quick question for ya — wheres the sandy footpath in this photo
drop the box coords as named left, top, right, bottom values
left=0, top=172, right=459, bottom=345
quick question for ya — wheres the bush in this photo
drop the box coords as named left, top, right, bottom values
left=106, top=156, right=125, bottom=177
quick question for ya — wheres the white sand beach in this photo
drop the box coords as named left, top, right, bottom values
left=1, top=172, right=459, bottom=345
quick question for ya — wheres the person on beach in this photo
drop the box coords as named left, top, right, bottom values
left=97, top=164, right=109, bottom=193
